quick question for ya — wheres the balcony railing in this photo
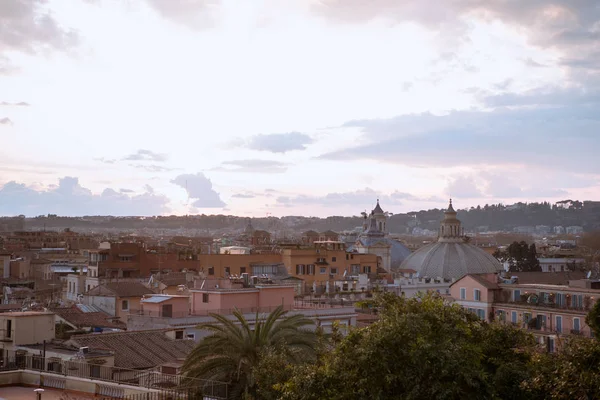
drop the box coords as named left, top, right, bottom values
left=0, top=350, right=228, bottom=399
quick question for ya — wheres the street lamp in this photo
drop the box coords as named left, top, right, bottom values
left=34, top=388, right=44, bottom=400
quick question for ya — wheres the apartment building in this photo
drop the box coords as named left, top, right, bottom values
left=450, top=272, right=597, bottom=352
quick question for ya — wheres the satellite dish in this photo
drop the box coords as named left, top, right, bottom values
left=587, top=270, right=592, bottom=279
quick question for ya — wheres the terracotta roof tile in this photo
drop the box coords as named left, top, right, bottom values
left=50, top=304, right=126, bottom=329
left=70, top=330, right=195, bottom=369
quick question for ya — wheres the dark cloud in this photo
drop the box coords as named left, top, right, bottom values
left=171, top=173, right=225, bottom=208
left=215, top=159, right=288, bottom=174
left=144, top=0, right=219, bottom=29
left=276, top=188, right=441, bottom=208
left=245, top=132, right=313, bottom=153
left=123, top=149, right=167, bottom=162
left=0, top=177, right=169, bottom=216
left=0, top=0, right=78, bottom=72
left=0, top=117, right=12, bottom=125
left=319, top=105, right=600, bottom=173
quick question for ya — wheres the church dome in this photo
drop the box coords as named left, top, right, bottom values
left=400, top=200, right=503, bottom=280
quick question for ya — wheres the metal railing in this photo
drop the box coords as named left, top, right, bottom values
left=0, top=350, right=228, bottom=399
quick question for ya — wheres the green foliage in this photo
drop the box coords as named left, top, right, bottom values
left=586, top=299, right=600, bottom=337
left=181, top=305, right=317, bottom=398
left=523, top=337, right=600, bottom=399
left=280, top=293, right=537, bottom=400
left=493, top=241, right=541, bottom=272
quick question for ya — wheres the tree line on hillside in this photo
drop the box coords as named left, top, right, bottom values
left=10, top=199, right=600, bottom=233
left=181, top=293, right=600, bottom=400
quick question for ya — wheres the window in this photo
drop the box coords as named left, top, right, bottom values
left=240, top=267, right=247, bottom=274
left=363, top=266, right=371, bottom=274
left=573, top=317, right=580, bottom=332
left=295, top=265, right=305, bottom=275
left=513, top=289, right=521, bottom=301
left=121, top=300, right=129, bottom=311
left=208, top=267, right=214, bottom=276
left=556, top=315, right=562, bottom=333
left=120, top=256, right=131, bottom=262
left=224, top=267, right=230, bottom=276
left=523, top=312, right=532, bottom=324
left=351, top=265, right=360, bottom=274
left=474, top=289, right=481, bottom=301
left=307, top=264, right=315, bottom=275
left=572, top=294, right=583, bottom=309
left=330, top=268, right=338, bottom=275
left=476, top=309, right=486, bottom=320
left=511, top=311, right=518, bottom=324
left=186, top=333, right=195, bottom=340
left=460, top=288, right=466, bottom=300
left=175, top=330, right=184, bottom=339
left=320, top=267, right=327, bottom=274
left=346, top=254, right=349, bottom=260
left=202, top=293, right=209, bottom=303
left=548, top=337, right=555, bottom=353
left=332, top=257, right=337, bottom=262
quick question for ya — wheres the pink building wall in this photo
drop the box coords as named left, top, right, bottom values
left=142, top=296, right=189, bottom=317
left=191, top=285, right=295, bottom=315
left=449, top=274, right=496, bottom=303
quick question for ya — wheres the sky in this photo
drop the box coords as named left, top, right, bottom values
left=1, top=0, right=599, bottom=217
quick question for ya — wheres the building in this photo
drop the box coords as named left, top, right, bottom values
left=127, top=278, right=359, bottom=340
left=400, top=200, right=503, bottom=281
left=450, top=271, right=596, bottom=352
left=350, top=200, right=412, bottom=271
left=281, top=241, right=379, bottom=292
left=50, top=303, right=126, bottom=332
left=83, top=282, right=155, bottom=322
left=0, top=311, right=55, bottom=347
left=538, top=257, right=587, bottom=273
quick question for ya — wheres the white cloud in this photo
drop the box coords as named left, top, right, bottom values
left=171, top=173, right=225, bottom=208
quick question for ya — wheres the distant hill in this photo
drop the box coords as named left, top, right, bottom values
left=7, top=200, right=600, bottom=234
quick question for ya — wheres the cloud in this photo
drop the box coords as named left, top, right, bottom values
left=94, top=157, right=116, bottom=164
left=123, top=149, right=167, bottom=162
left=144, top=0, right=220, bottom=29
left=0, top=177, right=169, bottom=216
left=445, top=176, right=484, bottom=199
left=214, top=159, right=289, bottom=174
left=275, top=188, right=441, bottom=208
left=0, top=101, right=29, bottom=106
left=231, top=193, right=255, bottom=199
left=129, top=164, right=175, bottom=172
left=0, top=0, right=78, bottom=72
left=171, top=172, right=225, bottom=208
left=119, top=188, right=134, bottom=193
left=319, top=105, right=600, bottom=173
left=0, top=117, right=13, bottom=125
left=244, top=132, right=313, bottom=153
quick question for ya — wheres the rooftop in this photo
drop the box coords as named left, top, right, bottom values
left=0, top=311, right=54, bottom=317
left=87, top=282, right=155, bottom=298
left=50, top=304, right=126, bottom=329
left=68, top=330, right=196, bottom=369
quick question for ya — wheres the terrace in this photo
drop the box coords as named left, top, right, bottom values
left=0, top=350, right=228, bottom=399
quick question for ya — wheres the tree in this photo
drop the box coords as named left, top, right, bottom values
left=280, top=293, right=537, bottom=400
left=523, top=337, right=600, bottom=399
left=181, top=306, right=317, bottom=398
left=493, top=241, right=541, bottom=272
left=586, top=299, right=600, bottom=337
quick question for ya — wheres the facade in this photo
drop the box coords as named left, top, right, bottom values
left=84, top=282, right=154, bottom=321
left=281, top=241, right=379, bottom=291
left=400, top=200, right=503, bottom=280
left=451, top=273, right=599, bottom=351
left=0, top=311, right=55, bottom=347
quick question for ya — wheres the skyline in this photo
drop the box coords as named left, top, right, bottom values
left=1, top=0, right=599, bottom=217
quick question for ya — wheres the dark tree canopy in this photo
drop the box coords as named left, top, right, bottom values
left=493, top=241, right=541, bottom=272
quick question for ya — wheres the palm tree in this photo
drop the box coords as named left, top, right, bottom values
left=181, top=305, right=317, bottom=398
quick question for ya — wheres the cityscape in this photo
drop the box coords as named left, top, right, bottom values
left=2, top=1, right=600, bottom=399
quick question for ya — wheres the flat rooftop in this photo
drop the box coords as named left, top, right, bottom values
left=0, top=311, right=54, bottom=317
left=0, top=386, right=95, bottom=399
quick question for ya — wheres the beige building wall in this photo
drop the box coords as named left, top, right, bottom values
left=0, top=312, right=55, bottom=346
